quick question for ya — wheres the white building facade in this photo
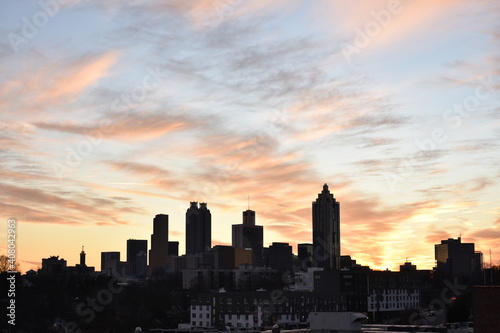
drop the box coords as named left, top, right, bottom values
left=190, top=303, right=212, bottom=328
left=367, top=289, right=419, bottom=312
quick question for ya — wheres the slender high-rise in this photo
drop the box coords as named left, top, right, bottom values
left=127, top=239, right=148, bottom=277
left=186, top=202, right=211, bottom=255
left=149, top=214, right=169, bottom=275
left=312, top=184, right=340, bottom=270
left=80, top=246, right=86, bottom=266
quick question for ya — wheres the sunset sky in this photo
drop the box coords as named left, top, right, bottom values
left=1, top=0, right=499, bottom=273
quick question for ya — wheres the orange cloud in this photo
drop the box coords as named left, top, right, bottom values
left=1, top=51, right=118, bottom=117
left=324, top=0, right=473, bottom=53
left=0, top=181, right=141, bottom=227
left=46, top=52, right=118, bottom=103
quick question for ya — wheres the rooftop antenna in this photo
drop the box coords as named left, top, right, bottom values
left=248, top=195, right=250, bottom=210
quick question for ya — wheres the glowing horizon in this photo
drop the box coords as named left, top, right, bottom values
left=0, top=0, right=498, bottom=273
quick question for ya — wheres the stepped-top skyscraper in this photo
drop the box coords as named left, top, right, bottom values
left=186, top=202, right=212, bottom=255
left=312, top=184, right=340, bottom=270
left=149, top=214, right=169, bottom=275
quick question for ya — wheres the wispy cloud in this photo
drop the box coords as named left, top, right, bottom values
left=0, top=181, right=143, bottom=226
left=33, top=111, right=201, bottom=142
left=1, top=51, right=119, bottom=118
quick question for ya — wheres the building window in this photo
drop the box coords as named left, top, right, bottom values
left=206, top=314, right=209, bottom=318
left=192, top=322, right=196, bottom=326
left=192, top=313, right=196, bottom=318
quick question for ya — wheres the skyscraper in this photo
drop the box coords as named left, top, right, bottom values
left=186, top=202, right=211, bottom=255
left=127, top=239, right=148, bottom=277
left=312, top=183, right=341, bottom=271
left=298, top=243, right=313, bottom=267
left=268, top=242, right=292, bottom=270
left=149, top=214, right=169, bottom=275
left=168, top=241, right=179, bottom=257
left=80, top=246, right=86, bottom=266
left=101, top=251, right=120, bottom=275
left=243, top=209, right=255, bottom=225
left=435, top=237, right=482, bottom=281
left=232, top=209, right=264, bottom=266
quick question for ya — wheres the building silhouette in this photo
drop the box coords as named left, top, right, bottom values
left=213, top=245, right=252, bottom=269
left=473, top=286, right=500, bottom=333
left=149, top=214, right=169, bottom=275
left=435, top=237, right=482, bottom=282
left=232, top=209, right=264, bottom=266
left=312, top=184, right=341, bottom=271
left=298, top=243, right=313, bottom=267
left=168, top=241, right=179, bottom=257
left=41, top=256, right=67, bottom=274
left=127, top=239, right=148, bottom=277
left=267, top=242, right=292, bottom=270
left=186, top=202, right=211, bottom=255
left=80, top=246, right=86, bottom=266
left=243, top=209, right=255, bottom=225
left=101, top=251, right=120, bottom=275
left=400, top=261, right=417, bottom=272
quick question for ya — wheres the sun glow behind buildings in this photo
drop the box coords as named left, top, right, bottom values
left=0, top=0, right=498, bottom=273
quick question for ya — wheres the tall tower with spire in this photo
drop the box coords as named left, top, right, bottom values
left=312, top=183, right=341, bottom=270
left=80, top=246, right=86, bottom=266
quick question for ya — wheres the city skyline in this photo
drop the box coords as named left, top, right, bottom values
left=24, top=186, right=494, bottom=274
left=0, top=1, right=499, bottom=273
